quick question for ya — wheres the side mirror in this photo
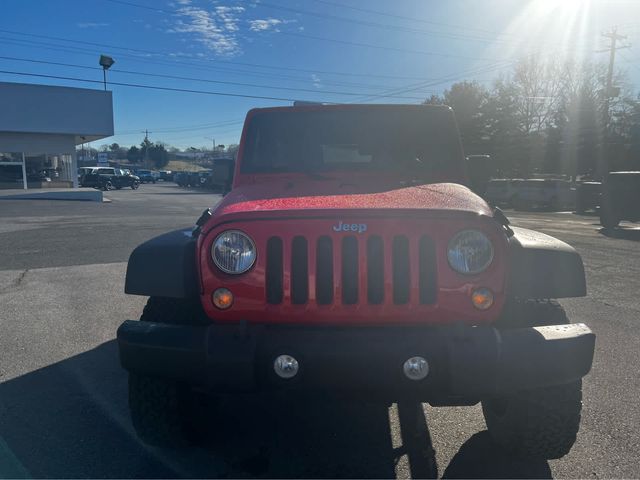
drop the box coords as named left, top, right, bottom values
left=466, top=155, right=493, bottom=196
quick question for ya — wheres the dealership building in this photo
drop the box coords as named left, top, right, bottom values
left=0, top=81, right=114, bottom=190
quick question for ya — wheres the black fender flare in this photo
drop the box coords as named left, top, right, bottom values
left=507, top=227, right=586, bottom=299
left=125, top=229, right=198, bottom=298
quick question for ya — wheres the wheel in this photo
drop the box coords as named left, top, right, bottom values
left=482, top=380, right=582, bottom=460
left=482, top=300, right=583, bottom=459
left=600, top=212, right=619, bottom=229
left=103, top=181, right=113, bottom=191
left=128, top=297, right=209, bottom=448
left=600, top=197, right=620, bottom=229
left=131, top=181, right=139, bottom=190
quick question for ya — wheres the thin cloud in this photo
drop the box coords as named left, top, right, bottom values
left=249, top=18, right=282, bottom=32
left=77, top=22, right=109, bottom=28
left=171, top=3, right=245, bottom=57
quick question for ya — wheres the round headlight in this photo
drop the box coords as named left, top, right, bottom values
left=212, top=230, right=256, bottom=274
left=447, top=230, right=494, bottom=275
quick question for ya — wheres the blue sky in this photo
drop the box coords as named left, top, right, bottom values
left=1, top=0, right=639, bottom=150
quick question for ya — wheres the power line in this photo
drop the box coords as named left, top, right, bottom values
left=353, top=60, right=515, bottom=103
left=277, top=30, right=501, bottom=61
left=90, top=4, right=502, bottom=63
left=0, top=69, right=326, bottom=102
left=116, top=119, right=244, bottom=135
left=0, top=36, right=425, bottom=91
left=0, top=32, right=451, bottom=92
left=0, top=55, right=436, bottom=100
left=255, top=1, right=514, bottom=45
left=310, top=0, right=518, bottom=38
left=80, top=4, right=474, bottom=82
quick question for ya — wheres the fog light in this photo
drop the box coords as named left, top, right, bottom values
left=212, top=288, right=234, bottom=309
left=471, top=287, right=494, bottom=310
left=403, top=356, right=429, bottom=381
left=274, top=354, right=299, bottom=379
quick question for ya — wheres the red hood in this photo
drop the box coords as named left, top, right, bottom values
left=212, top=181, right=492, bottom=219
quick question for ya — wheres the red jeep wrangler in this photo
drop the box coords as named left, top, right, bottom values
left=118, top=104, right=594, bottom=459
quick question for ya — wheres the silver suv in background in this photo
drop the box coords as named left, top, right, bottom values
left=513, top=179, right=575, bottom=211
left=484, top=179, right=520, bottom=207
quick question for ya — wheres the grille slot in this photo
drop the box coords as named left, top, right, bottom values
left=341, top=236, right=359, bottom=304
left=263, top=231, right=436, bottom=308
left=392, top=235, right=410, bottom=304
left=291, top=236, right=309, bottom=304
left=316, top=236, right=334, bottom=305
left=265, top=237, right=283, bottom=304
left=367, top=235, right=384, bottom=304
left=419, top=236, right=437, bottom=304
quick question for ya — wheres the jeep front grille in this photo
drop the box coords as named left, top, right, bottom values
left=265, top=234, right=437, bottom=306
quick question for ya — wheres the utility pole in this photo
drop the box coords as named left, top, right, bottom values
left=142, top=130, right=152, bottom=168
left=597, top=27, right=630, bottom=176
left=204, top=137, right=216, bottom=158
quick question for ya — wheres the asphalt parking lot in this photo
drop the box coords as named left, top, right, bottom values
left=1, top=182, right=639, bottom=478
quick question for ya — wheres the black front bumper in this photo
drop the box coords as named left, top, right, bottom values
left=117, top=321, right=594, bottom=401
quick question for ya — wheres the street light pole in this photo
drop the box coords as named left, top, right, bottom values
left=99, top=55, right=115, bottom=91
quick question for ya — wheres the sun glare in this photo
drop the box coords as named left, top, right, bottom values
left=486, top=0, right=595, bottom=66
left=533, top=0, right=590, bottom=15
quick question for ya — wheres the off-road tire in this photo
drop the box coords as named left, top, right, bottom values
left=482, top=380, right=582, bottom=459
left=600, top=194, right=620, bottom=229
left=600, top=208, right=620, bottom=229
left=482, top=299, right=583, bottom=459
left=128, top=296, right=208, bottom=448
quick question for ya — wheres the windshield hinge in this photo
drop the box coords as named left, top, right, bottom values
left=493, top=207, right=514, bottom=237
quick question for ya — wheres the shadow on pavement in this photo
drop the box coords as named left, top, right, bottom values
left=598, top=226, right=640, bottom=241
left=442, top=432, right=551, bottom=479
left=0, top=341, right=549, bottom=479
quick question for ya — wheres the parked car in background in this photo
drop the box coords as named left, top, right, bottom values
left=136, top=169, right=157, bottom=184
left=26, top=171, right=51, bottom=182
left=174, top=171, right=190, bottom=187
left=78, top=167, right=96, bottom=183
left=205, top=158, right=235, bottom=194
left=185, top=171, right=210, bottom=187
left=513, top=179, right=574, bottom=211
left=575, top=181, right=602, bottom=214
left=159, top=170, right=174, bottom=182
left=81, top=167, right=140, bottom=190
left=484, top=179, right=518, bottom=207
left=600, top=171, right=640, bottom=228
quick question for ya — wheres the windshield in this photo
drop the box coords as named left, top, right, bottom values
left=242, top=108, right=463, bottom=178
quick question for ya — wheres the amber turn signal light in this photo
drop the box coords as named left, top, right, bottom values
left=213, top=288, right=234, bottom=309
left=471, top=288, right=494, bottom=310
